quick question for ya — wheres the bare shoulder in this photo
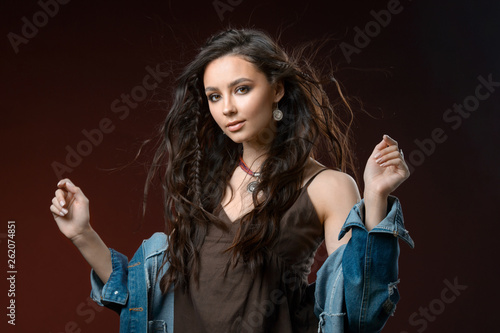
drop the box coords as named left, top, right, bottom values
left=304, top=158, right=358, bottom=196
left=304, top=159, right=361, bottom=224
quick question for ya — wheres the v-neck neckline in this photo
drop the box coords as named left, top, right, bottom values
left=218, top=183, right=311, bottom=224
left=218, top=168, right=327, bottom=224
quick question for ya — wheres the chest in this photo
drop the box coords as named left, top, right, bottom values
left=220, top=168, right=261, bottom=223
left=216, top=187, right=324, bottom=266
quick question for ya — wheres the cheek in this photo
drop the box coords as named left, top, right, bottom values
left=242, top=93, right=272, bottom=117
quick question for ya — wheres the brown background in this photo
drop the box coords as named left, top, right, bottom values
left=1, top=0, right=499, bottom=332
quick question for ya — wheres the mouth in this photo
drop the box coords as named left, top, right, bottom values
left=226, top=120, right=245, bottom=132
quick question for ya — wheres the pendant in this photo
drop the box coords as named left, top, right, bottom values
left=247, top=181, right=259, bottom=193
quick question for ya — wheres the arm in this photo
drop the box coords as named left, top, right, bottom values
left=310, top=134, right=409, bottom=254
left=307, top=169, right=360, bottom=256
left=313, top=135, right=412, bottom=332
left=308, top=169, right=360, bottom=332
left=50, top=179, right=112, bottom=284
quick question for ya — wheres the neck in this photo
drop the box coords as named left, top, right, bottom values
left=241, top=142, right=269, bottom=172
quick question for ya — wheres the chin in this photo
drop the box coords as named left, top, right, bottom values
left=227, top=136, right=245, bottom=144
left=226, top=132, right=251, bottom=144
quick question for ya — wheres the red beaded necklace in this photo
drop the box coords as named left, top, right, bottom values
left=238, top=156, right=261, bottom=192
left=238, top=156, right=261, bottom=177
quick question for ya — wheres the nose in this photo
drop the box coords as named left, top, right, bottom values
left=222, top=96, right=236, bottom=116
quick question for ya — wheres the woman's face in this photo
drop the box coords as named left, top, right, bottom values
left=203, top=55, right=283, bottom=146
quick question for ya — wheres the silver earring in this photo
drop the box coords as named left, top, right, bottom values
left=273, top=108, right=283, bottom=121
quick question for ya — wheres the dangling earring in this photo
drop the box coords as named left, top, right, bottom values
left=273, top=107, right=283, bottom=121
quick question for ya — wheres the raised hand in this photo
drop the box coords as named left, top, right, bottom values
left=363, top=135, right=410, bottom=198
left=50, top=179, right=112, bottom=283
left=50, top=179, right=91, bottom=242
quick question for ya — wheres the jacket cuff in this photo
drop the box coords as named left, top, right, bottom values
left=90, top=248, right=129, bottom=308
left=338, top=195, right=415, bottom=248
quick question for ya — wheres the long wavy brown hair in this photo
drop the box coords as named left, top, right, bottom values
left=145, top=28, right=357, bottom=293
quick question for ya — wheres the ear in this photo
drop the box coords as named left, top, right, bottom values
left=273, top=80, right=285, bottom=103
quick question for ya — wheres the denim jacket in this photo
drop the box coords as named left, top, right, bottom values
left=90, top=196, right=414, bottom=332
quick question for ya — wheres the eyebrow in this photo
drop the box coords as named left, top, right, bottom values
left=204, top=78, right=254, bottom=93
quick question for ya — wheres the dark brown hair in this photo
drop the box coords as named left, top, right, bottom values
left=145, top=28, right=356, bottom=293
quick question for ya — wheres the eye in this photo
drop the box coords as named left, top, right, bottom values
left=208, top=93, right=221, bottom=102
left=236, top=86, right=251, bottom=94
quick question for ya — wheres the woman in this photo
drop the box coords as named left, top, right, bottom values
left=50, top=29, right=413, bottom=332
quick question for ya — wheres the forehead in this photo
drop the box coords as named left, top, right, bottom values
left=203, top=55, right=265, bottom=86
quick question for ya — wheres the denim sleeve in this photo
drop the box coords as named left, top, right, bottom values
left=89, top=248, right=129, bottom=314
left=339, top=195, right=414, bottom=332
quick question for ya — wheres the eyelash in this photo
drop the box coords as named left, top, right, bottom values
left=236, top=86, right=250, bottom=94
left=208, top=86, right=251, bottom=102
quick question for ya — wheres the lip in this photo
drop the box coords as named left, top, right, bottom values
left=226, top=120, right=245, bottom=132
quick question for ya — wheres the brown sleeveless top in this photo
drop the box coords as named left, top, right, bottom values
left=174, top=169, right=327, bottom=332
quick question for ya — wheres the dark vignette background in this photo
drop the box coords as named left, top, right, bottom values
left=1, top=0, right=499, bottom=332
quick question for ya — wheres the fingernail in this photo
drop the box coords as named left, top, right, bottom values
left=60, top=200, right=65, bottom=207
left=374, top=153, right=380, bottom=159
left=59, top=210, right=66, bottom=216
left=376, top=158, right=382, bottom=164
left=61, top=208, right=68, bottom=215
left=57, top=180, right=63, bottom=186
left=380, top=162, right=386, bottom=167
